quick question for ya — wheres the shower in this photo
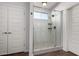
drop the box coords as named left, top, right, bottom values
left=33, top=6, right=62, bottom=55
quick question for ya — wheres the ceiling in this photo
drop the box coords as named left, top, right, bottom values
left=34, top=2, right=58, bottom=9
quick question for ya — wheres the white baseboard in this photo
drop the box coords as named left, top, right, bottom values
left=63, top=49, right=79, bottom=56
left=34, top=46, right=62, bottom=55
left=68, top=50, right=79, bottom=56
left=63, top=49, right=69, bottom=52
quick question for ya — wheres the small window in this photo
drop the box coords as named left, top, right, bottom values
left=34, top=12, right=48, bottom=20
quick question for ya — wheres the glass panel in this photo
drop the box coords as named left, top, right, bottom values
left=34, top=12, right=48, bottom=20
left=41, top=13, right=48, bottom=20
left=55, top=11, right=61, bottom=47
left=51, top=11, right=62, bottom=47
left=34, top=12, right=41, bottom=19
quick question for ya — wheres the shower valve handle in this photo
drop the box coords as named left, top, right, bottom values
left=54, top=26, right=56, bottom=29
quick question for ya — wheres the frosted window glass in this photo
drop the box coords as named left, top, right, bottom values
left=34, top=12, right=48, bottom=20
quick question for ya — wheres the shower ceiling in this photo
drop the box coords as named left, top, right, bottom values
left=34, top=2, right=59, bottom=9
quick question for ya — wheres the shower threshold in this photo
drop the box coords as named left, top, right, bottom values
left=34, top=46, right=62, bottom=55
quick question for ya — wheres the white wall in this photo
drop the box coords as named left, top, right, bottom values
left=25, top=2, right=30, bottom=52
left=68, top=5, right=79, bottom=55
left=62, top=10, right=69, bottom=51
left=29, top=3, right=34, bottom=56
left=55, top=2, right=79, bottom=11
left=54, top=2, right=79, bottom=51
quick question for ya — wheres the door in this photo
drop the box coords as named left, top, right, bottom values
left=0, top=6, right=8, bottom=55
left=33, top=19, right=51, bottom=50
left=33, top=11, right=54, bottom=51
left=8, top=7, right=25, bottom=54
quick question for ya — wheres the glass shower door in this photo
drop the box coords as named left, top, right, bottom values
left=33, top=11, right=55, bottom=55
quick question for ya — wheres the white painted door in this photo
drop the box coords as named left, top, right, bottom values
left=0, top=6, right=8, bottom=55
left=7, top=7, right=25, bottom=54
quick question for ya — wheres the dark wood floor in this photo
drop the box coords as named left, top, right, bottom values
left=36, top=50, right=77, bottom=56
left=3, top=52, right=29, bottom=56
left=2, top=50, right=77, bottom=56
